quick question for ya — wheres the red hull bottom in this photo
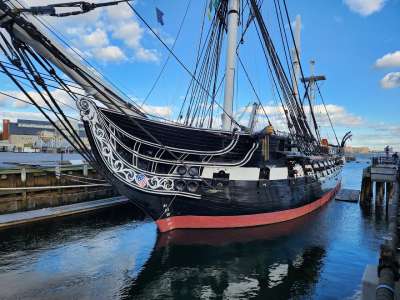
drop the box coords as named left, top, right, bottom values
left=156, top=182, right=341, bottom=233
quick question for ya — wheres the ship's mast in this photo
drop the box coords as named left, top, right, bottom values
left=222, top=0, right=240, bottom=131
left=291, top=15, right=301, bottom=101
left=301, top=61, right=326, bottom=142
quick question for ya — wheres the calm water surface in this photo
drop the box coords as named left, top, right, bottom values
left=0, top=152, right=83, bottom=168
left=0, top=155, right=390, bottom=299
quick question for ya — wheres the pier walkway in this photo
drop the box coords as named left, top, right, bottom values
left=0, top=196, right=129, bottom=229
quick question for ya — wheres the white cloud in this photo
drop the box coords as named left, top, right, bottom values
left=112, top=21, right=143, bottom=49
left=135, top=47, right=160, bottom=62
left=83, top=28, right=109, bottom=48
left=380, top=72, right=400, bottom=89
left=142, top=104, right=172, bottom=118
left=238, top=103, right=362, bottom=129
left=111, top=19, right=160, bottom=63
left=311, top=104, right=363, bottom=127
left=351, top=125, right=400, bottom=150
left=237, top=103, right=400, bottom=150
left=105, top=5, right=134, bottom=21
left=0, top=89, right=78, bottom=112
left=375, top=51, right=400, bottom=68
left=0, top=93, right=9, bottom=107
left=343, top=0, right=386, bottom=16
left=94, top=46, right=126, bottom=62
left=21, top=1, right=161, bottom=64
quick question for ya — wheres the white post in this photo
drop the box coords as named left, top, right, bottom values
left=291, top=15, right=301, bottom=101
left=222, top=0, right=240, bottom=131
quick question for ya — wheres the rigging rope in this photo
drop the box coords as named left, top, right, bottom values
left=0, top=89, right=80, bottom=121
left=237, top=54, right=272, bottom=127
left=315, top=81, right=340, bottom=146
left=140, top=0, right=192, bottom=108
left=251, top=14, right=291, bottom=133
left=13, top=45, right=90, bottom=157
left=127, top=2, right=241, bottom=129
left=248, top=0, right=318, bottom=154
left=10, top=0, right=145, bottom=116
left=0, top=59, right=93, bottom=162
left=281, top=0, right=321, bottom=142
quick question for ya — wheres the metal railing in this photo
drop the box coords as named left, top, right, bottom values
left=372, top=156, right=399, bottom=167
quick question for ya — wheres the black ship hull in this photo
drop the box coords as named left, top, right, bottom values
left=80, top=99, right=344, bottom=232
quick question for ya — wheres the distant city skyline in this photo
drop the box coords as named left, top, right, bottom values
left=0, top=0, right=398, bottom=151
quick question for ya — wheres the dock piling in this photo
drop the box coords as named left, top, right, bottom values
left=376, top=182, right=385, bottom=207
left=83, top=164, right=88, bottom=177
left=361, top=167, right=372, bottom=205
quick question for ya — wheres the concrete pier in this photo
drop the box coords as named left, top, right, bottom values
left=361, top=156, right=400, bottom=300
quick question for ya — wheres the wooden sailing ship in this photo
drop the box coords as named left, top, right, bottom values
left=0, top=0, right=349, bottom=232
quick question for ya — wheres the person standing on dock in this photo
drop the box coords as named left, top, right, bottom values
left=385, top=145, right=390, bottom=158
left=392, top=152, right=399, bottom=164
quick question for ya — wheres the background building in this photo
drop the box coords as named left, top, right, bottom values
left=343, top=146, right=370, bottom=154
left=0, top=118, right=88, bottom=152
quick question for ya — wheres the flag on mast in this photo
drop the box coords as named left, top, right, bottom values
left=156, top=7, right=164, bottom=26
left=207, top=0, right=221, bottom=20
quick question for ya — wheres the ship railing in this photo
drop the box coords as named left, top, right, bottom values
left=95, top=112, right=259, bottom=174
left=99, top=110, right=241, bottom=156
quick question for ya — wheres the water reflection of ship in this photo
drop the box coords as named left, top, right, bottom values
left=123, top=213, right=327, bottom=299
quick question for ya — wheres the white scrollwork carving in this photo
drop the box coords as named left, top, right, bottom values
left=78, top=98, right=97, bottom=122
left=78, top=98, right=179, bottom=195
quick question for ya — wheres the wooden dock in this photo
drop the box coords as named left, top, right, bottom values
left=0, top=196, right=129, bottom=229
left=360, top=156, right=400, bottom=300
left=335, top=188, right=360, bottom=202
left=360, top=156, right=398, bottom=207
left=0, top=164, right=117, bottom=214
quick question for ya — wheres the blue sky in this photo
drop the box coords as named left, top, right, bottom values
left=0, top=0, right=399, bottom=150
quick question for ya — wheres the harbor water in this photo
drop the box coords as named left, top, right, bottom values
left=0, top=152, right=83, bottom=168
left=0, top=155, right=389, bottom=299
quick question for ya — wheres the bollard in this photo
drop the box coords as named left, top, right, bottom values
left=377, top=240, right=398, bottom=300
left=83, top=164, right=88, bottom=177
left=20, top=168, right=26, bottom=183
left=55, top=165, right=61, bottom=180
left=20, top=168, right=27, bottom=209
